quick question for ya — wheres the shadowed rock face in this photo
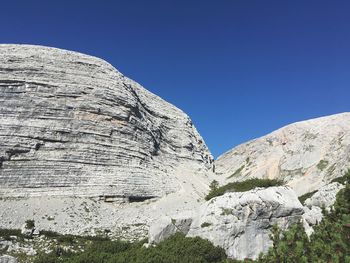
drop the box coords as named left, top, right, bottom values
left=0, top=44, right=213, bottom=198
left=215, top=113, right=350, bottom=195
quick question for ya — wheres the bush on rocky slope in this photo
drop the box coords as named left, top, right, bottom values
left=205, top=178, right=284, bottom=200
left=259, top=170, right=350, bottom=262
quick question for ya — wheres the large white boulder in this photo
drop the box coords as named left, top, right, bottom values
left=186, top=186, right=304, bottom=260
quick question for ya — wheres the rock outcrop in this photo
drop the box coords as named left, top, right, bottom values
left=0, top=44, right=213, bottom=198
left=148, top=211, right=193, bottom=244
left=215, top=113, right=350, bottom=195
left=149, top=186, right=304, bottom=260
left=0, top=255, right=17, bottom=263
left=302, top=181, right=345, bottom=235
left=304, top=182, right=345, bottom=209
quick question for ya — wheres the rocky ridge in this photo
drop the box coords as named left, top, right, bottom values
left=215, top=113, right=350, bottom=195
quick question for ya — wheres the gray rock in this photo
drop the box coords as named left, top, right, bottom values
left=302, top=182, right=345, bottom=236
left=302, top=206, right=323, bottom=236
left=304, top=182, right=345, bottom=209
left=0, top=44, right=213, bottom=198
left=0, top=255, right=17, bottom=263
left=187, top=186, right=304, bottom=260
left=148, top=211, right=193, bottom=244
left=215, top=113, right=350, bottom=195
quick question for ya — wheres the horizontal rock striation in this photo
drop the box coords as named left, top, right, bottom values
left=215, top=113, right=350, bottom=195
left=0, top=44, right=213, bottom=198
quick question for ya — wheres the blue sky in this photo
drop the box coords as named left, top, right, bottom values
left=1, top=1, right=349, bottom=158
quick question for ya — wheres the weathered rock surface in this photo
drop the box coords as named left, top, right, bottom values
left=151, top=186, right=304, bottom=260
left=0, top=255, right=17, bottom=263
left=302, top=181, right=345, bottom=235
left=304, top=182, right=345, bottom=209
left=302, top=206, right=323, bottom=236
left=148, top=211, right=193, bottom=244
left=0, top=44, right=213, bottom=198
left=215, top=113, right=350, bottom=195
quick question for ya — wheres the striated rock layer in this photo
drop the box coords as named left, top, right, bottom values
left=215, top=113, right=350, bottom=195
left=0, top=44, right=213, bottom=198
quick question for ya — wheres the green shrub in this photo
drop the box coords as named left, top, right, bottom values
left=0, top=228, right=22, bottom=240
left=259, top=169, right=350, bottom=262
left=331, top=170, right=350, bottom=185
left=205, top=178, right=284, bottom=200
left=33, top=233, right=226, bottom=263
left=25, top=219, right=35, bottom=229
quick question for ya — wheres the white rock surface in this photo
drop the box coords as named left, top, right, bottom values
left=0, top=255, right=17, bottom=263
left=148, top=211, right=193, bottom=244
left=186, top=186, right=304, bottom=260
left=302, top=182, right=345, bottom=236
left=304, top=182, right=345, bottom=208
left=0, top=44, right=217, bottom=238
left=0, top=44, right=213, bottom=198
left=216, top=113, right=350, bottom=195
left=302, top=206, right=323, bottom=236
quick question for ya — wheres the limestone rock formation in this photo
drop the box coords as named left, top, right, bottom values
left=304, top=182, right=345, bottom=209
left=0, top=255, right=17, bottom=263
left=148, top=186, right=304, bottom=260
left=215, top=113, right=350, bottom=195
left=302, top=181, right=345, bottom=235
left=187, top=186, right=304, bottom=260
left=148, top=211, right=193, bottom=244
left=0, top=44, right=213, bottom=198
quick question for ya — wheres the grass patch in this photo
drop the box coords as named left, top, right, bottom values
left=227, top=165, right=245, bottom=179
left=317, top=160, right=329, bottom=171
left=298, top=190, right=318, bottom=205
left=205, top=178, right=284, bottom=201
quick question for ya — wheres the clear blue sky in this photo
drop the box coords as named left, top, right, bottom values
left=1, top=1, right=349, bottom=158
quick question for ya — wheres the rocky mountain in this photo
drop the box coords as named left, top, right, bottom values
left=0, top=44, right=213, bottom=199
left=215, top=113, right=350, bottom=195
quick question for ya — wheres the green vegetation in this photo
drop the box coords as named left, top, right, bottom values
left=201, top=222, right=212, bottom=228
left=227, top=165, right=245, bottom=179
left=25, top=219, right=35, bottom=229
left=0, top=228, right=22, bottom=241
left=221, top=208, right=233, bottom=216
left=298, top=190, right=318, bottom=205
left=205, top=178, right=284, bottom=201
left=317, top=159, right=329, bottom=171
left=259, top=170, right=350, bottom=262
left=33, top=233, right=226, bottom=263
left=331, top=171, right=350, bottom=185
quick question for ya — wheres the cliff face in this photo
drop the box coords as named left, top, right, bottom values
left=0, top=44, right=213, bottom=198
left=215, top=113, right=350, bottom=195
